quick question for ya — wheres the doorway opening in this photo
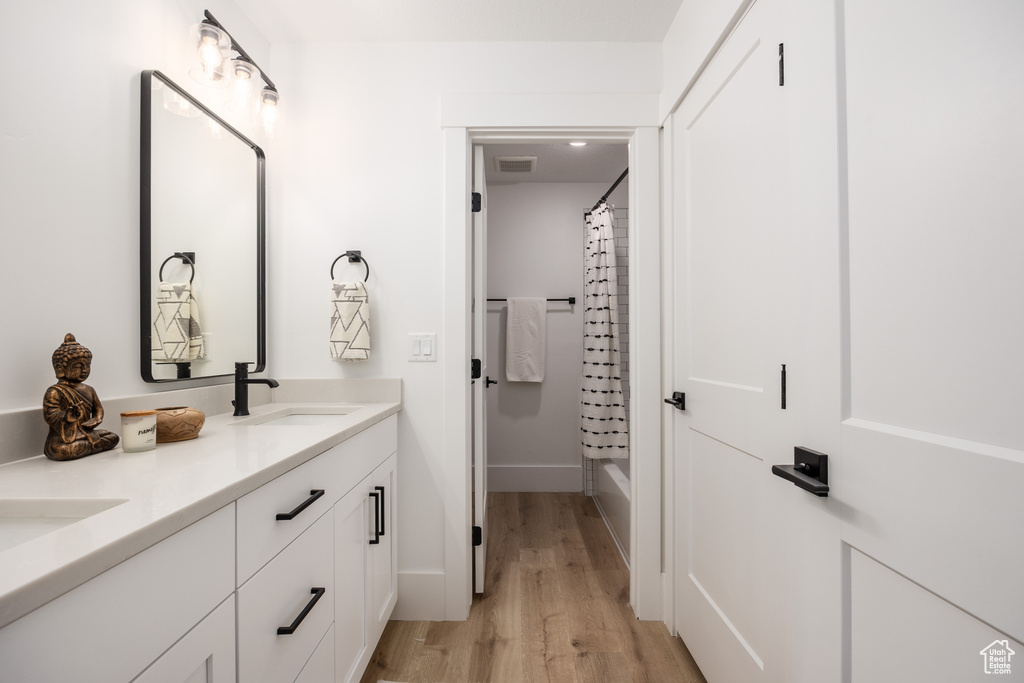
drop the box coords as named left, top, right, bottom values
left=480, top=141, right=632, bottom=569
left=443, top=125, right=662, bottom=623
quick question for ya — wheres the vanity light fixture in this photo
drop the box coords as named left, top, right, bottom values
left=189, top=9, right=282, bottom=135
left=570, top=141, right=588, bottom=147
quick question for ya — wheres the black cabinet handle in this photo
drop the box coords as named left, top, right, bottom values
left=276, top=489, right=325, bottom=521
left=772, top=447, right=829, bottom=497
left=375, top=485, right=386, bottom=536
left=368, top=491, right=380, bottom=545
left=486, top=377, right=498, bottom=387
left=276, top=587, right=326, bottom=635
left=664, top=391, right=686, bottom=411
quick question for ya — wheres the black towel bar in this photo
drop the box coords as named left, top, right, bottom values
left=487, top=297, right=576, bottom=305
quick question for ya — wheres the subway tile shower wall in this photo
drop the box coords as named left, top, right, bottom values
left=614, top=207, right=630, bottom=423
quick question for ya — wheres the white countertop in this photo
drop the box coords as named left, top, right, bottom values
left=0, top=397, right=401, bottom=630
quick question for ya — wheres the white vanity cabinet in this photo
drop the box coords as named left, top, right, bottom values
left=0, top=504, right=236, bottom=683
left=0, top=411, right=399, bottom=683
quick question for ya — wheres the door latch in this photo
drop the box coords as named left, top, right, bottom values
left=664, top=391, right=686, bottom=411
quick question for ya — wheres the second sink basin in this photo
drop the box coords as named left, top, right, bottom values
left=0, top=498, right=129, bottom=554
left=234, top=405, right=362, bottom=427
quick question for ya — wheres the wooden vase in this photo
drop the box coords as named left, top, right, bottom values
left=154, top=406, right=206, bottom=443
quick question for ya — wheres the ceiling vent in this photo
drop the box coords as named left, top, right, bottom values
left=494, top=156, right=537, bottom=173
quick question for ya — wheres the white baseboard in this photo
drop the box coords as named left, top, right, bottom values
left=487, top=465, right=583, bottom=492
left=392, top=571, right=446, bottom=621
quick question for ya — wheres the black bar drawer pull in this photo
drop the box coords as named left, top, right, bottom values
left=276, top=489, right=325, bottom=521
left=276, top=587, right=326, bottom=635
left=375, top=485, right=386, bottom=536
left=772, top=447, right=829, bottom=497
left=368, top=491, right=380, bottom=545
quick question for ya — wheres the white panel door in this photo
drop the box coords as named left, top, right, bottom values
left=471, top=144, right=489, bottom=594
left=671, top=1, right=797, bottom=681
left=840, top=0, right=1024, bottom=679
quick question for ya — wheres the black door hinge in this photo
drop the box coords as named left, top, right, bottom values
left=472, top=526, right=482, bottom=546
left=472, top=192, right=482, bottom=213
left=778, top=43, right=784, bottom=86
left=471, top=358, right=481, bottom=379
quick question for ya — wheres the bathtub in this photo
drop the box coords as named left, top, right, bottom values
left=593, top=458, right=631, bottom=569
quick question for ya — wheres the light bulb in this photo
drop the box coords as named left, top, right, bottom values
left=228, top=60, right=259, bottom=109
left=260, top=89, right=281, bottom=136
left=190, top=23, right=230, bottom=86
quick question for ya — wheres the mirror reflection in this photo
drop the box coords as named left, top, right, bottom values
left=140, top=70, right=265, bottom=382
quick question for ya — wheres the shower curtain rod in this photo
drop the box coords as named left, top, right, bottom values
left=590, top=167, right=629, bottom=211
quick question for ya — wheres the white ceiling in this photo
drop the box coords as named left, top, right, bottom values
left=483, top=143, right=628, bottom=185
left=234, top=0, right=684, bottom=44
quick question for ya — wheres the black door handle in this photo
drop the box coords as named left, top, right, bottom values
left=486, top=377, right=498, bottom=387
left=664, top=391, right=685, bottom=410
left=772, top=447, right=829, bottom=497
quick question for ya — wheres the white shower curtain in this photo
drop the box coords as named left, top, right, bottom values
left=581, top=201, right=629, bottom=459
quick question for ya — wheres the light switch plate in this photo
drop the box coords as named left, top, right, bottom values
left=409, top=333, right=437, bottom=362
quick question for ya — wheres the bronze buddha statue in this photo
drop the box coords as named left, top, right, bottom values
left=42, top=334, right=120, bottom=461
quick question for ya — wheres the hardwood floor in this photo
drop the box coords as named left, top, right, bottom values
left=360, top=492, right=707, bottom=683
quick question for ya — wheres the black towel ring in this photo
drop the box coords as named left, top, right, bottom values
left=330, top=251, right=370, bottom=283
left=159, top=252, right=195, bottom=283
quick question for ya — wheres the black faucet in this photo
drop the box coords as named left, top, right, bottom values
left=233, top=362, right=280, bottom=416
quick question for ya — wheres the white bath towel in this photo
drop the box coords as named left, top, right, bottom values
left=152, top=282, right=204, bottom=361
left=505, top=298, right=546, bottom=382
left=330, top=281, right=371, bottom=361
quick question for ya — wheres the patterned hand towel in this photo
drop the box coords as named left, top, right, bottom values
left=330, top=281, right=371, bottom=360
left=152, top=282, right=204, bottom=361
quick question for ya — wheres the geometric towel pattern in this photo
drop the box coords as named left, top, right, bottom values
left=152, top=282, right=205, bottom=361
left=580, top=201, right=629, bottom=459
left=330, top=280, right=370, bottom=361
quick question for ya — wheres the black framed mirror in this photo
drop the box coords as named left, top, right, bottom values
left=140, top=70, right=265, bottom=382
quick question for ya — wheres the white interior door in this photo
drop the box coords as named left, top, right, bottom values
left=839, top=1, right=1024, bottom=679
left=471, top=144, right=489, bottom=594
left=670, top=2, right=797, bottom=681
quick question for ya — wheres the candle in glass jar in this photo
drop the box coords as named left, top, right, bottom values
left=120, top=410, right=157, bottom=452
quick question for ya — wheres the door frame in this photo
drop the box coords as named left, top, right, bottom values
left=442, top=115, right=662, bottom=621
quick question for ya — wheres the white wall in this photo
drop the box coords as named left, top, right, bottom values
left=0, top=0, right=272, bottom=414
left=485, top=181, right=627, bottom=492
left=268, top=42, right=659, bottom=616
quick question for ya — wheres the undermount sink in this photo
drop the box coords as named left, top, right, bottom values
left=234, top=406, right=361, bottom=427
left=0, top=498, right=129, bottom=554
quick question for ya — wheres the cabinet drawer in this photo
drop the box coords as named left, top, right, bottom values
left=237, top=450, right=337, bottom=583
left=295, top=624, right=335, bottom=683
left=238, top=510, right=334, bottom=683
